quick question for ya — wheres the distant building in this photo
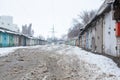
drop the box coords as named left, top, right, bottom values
left=28, top=24, right=32, bottom=36
left=0, top=16, right=19, bottom=32
left=22, top=24, right=27, bottom=35
left=22, top=23, right=34, bottom=37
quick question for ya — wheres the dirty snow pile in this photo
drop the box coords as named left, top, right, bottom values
left=40, top=45, right=120, bottom=80
left=0, top=44, right=120, bottom=80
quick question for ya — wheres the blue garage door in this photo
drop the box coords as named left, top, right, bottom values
left=2, top=33, right=9, bottom=47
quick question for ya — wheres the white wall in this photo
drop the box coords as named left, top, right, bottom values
left=0, top=16, right=19, bottom=32
left=104, top=11, right=117, bottom=56
left=0, top=16, right=13, bottom=25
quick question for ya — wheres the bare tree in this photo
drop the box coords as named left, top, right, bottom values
left=67, top=10, right=96, bottom=39
left=68, top=23, right=82, bottom=38
left=78, top=10, right=96, bottom=25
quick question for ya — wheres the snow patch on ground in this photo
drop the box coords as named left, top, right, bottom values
left=0, top=45, right=42, bottom=57
left=69, top=47, right=120, bottom=77
left=0, top=47, right=21, bottom=57
left=50, top=45, right=120, bottom=79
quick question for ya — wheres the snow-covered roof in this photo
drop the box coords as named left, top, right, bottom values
left=0, top=27, right=42, bottom=40
left=0, top=28, right=5, bottom=32
left=97, top=0, right=115, bottom=15
left=0, top=28, right=20, bottom=35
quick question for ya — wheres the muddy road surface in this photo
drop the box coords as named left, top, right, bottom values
left=0, top=45, right=120, bottom=80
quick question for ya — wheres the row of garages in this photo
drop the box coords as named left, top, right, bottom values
left=65, top=37, right=79, bottom=46
left=78, top=0, right=120, bottom=57
left=65, top=0, right=120, bottom=57
left=0, top=29, right=46, bottom=47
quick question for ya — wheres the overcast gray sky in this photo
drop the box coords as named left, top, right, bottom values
left=0, top=0, right=104, bottom=38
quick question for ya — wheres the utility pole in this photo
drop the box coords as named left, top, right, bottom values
left=52, top=25, right=55, bottom=42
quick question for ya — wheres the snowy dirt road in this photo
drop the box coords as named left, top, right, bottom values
left=0, top=45, right=120, bottom=80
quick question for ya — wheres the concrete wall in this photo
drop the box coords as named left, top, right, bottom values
left=88, top=28, right=92, bottom=50
left=14, top=35, right=19, bottom=46
left=83, top=33, right=86, bottom=48
left=86, top=31, right=89, bottom=49
left=91, top=27, right=96, bottom=52
left=95, top=18, right=103, bottom=53
left=104, top=11, right=117, bottom=56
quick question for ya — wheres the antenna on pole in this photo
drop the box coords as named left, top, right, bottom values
left=49, top=24, right=56, bottom=44
left=52, top=25, right=55, bottom=42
